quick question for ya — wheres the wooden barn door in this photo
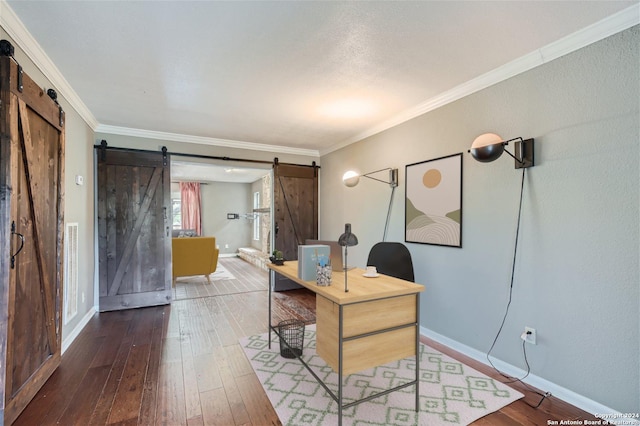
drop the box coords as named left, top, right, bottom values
left=97, top=147, right=172, bottom=312
left=272, top=161, right=319, bottom=290
left=0, top=54, right=65, bottom=424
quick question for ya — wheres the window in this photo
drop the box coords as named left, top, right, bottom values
left=172, top=198, right=181, bottom=229
left=253, top=191, right=260, bottom=240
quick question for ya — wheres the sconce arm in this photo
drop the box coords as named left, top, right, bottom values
left=362, top=167, right=399, bottom=187
left=500, top=146, right=524, bottom=165
left=503, top=137, right=534, bottom=169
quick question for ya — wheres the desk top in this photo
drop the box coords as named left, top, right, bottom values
left=268, top=261, right=424, bottom=305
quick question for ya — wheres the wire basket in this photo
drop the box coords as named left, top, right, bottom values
left=277, top=319, right=305, bottom=359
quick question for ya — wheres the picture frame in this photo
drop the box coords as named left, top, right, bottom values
left=405, top=153, right=462, bottom=247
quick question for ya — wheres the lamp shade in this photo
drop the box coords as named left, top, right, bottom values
left=342, top=170, right=360, bottom=187
left=338, top=223, right=358, bottom=247
left=469, top=133, right=504, bottom=163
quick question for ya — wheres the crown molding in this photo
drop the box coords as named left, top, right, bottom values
left=539, top=3, right=639, bottom=62
left=0, top=1, right=99, bottom=129
left=321, top=3, right=640, bottom=156
left=96, top=124, right=320, bottom=158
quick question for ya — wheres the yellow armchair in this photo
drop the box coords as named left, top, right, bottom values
left=172, top=236, right=219, bottom=283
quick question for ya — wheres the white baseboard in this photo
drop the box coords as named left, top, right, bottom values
left=62, top=305, right=97, bottom=354
left=420, top=326, right=638, bottom=425
left=219, top=253, right=238, bottom=258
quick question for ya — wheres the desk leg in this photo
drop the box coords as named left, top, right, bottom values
left=415, top=293, right=421, bottom=412
left=338, top=304, right=344, bottom=426
left=268, top=269, right=273, bottom=349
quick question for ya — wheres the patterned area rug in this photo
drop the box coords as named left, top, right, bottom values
left=240, top=325, right=523, bottom=425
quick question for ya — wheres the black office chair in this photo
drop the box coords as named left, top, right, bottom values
left=367, top=242, right=415, bottom=282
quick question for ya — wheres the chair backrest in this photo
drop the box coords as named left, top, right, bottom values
left=172, top=236, right=218, bottom=277
left=366, top=242, right=415, bottom=282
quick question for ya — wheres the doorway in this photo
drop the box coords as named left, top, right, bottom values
left=170, top=159, right=273, bottom=263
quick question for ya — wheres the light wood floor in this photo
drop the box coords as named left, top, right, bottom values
left=15, top=257, right=598, bottom=425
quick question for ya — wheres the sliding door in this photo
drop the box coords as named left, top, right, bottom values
left=97, top=148, right=172, bottom=311
left=272, top=162, right=319, bottom=290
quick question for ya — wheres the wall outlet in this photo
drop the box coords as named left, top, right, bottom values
left=521, top=326, right=537, bottom=345
left=225, top=243, right=229, bottom=249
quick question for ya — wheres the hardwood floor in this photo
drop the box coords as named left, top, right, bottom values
left=15, top=257, right=597, bottom=425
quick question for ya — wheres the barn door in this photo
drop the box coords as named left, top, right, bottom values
left=272, top=161, right=319, bottom=290
left=97, top=146, right=172, bottom=312
left=0, top=54, right=65, bottom=424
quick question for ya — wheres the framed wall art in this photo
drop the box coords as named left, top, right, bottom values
left=405, top=153, right=462, bottom=247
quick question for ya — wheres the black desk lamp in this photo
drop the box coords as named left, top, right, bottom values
left=338, top=223, right=358, bottom=292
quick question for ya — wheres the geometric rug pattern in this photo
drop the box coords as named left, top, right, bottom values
left=240, top=325, right=523, bottom=425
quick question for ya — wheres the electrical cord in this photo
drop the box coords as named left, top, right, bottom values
left=484, top=167, right=551, bottom=409
left=499, top=340, right=531, bottom=384
left=485, top=168, right=525, bottom=367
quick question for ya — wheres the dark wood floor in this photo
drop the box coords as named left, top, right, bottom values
left=15, top=257, right=598, bottom=425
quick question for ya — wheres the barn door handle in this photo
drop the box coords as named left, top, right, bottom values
left=10, top=221, right=25, bottom=269
left=163, top=207, right=170, bottom=237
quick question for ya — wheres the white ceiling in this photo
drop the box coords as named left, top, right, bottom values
left=3, top=1, right=638, bottom=156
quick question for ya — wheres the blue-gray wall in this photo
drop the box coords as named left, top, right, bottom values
left=319, top=26, right=639, bottom=413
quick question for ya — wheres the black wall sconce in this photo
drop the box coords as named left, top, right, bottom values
left=468, top=133, right=535, bottom=169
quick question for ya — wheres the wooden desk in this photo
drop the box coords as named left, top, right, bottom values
left=267, top=261, right=424, bottom=425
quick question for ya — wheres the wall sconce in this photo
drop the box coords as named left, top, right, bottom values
left=342, top=168, right=398, bottom=188
left=342, top=167, right=399, bottom=242
left=468, top=133, right=535, bottom=168
left=469, top=132, right=538, bottom=372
